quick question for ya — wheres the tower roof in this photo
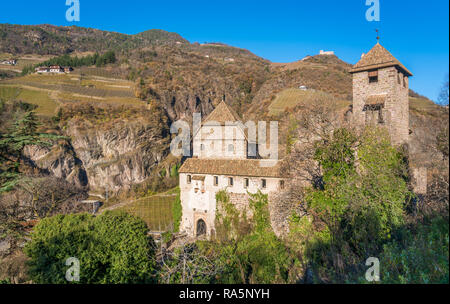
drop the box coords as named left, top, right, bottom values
left=203, top=101, right=241, bottom=124
left=350, top=43, right=412, bottom=76
left=193, top=101, right=248, bottom=141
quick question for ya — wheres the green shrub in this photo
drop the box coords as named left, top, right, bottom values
left=25, top=211, right=157, bottom=284
left=379, top=217, right=449, bottom=284
left=212, top=191, right=300, bottom=284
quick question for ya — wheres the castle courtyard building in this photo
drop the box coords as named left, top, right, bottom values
left=179, top=101, right=285, bottom=238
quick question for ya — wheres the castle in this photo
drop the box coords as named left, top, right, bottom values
left=178, top=102, right=285, bottom=238
left=178, top=42, right=412, bottom=238
left=350, top=42, right=412, bottom=145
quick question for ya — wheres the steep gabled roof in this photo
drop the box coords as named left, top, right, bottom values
left=193, top=101, right=248, bottom=141
left=203, top=101, right=241, bottom=124
left=350, top=43, right=412, bottom=76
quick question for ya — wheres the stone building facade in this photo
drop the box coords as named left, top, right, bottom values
left=350, top=43, right=413, bottom=145
left=179, top=101, right=285, bottom=238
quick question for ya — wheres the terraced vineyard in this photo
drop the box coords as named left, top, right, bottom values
left=0, top=73, right=144, bottom=114
left=119, top=193, right=178, bottom=232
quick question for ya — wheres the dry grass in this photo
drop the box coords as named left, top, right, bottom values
left=0, top=53, right=50, bottom=73
left=269, top=88, right=349, bottom=116
left=0, top=85, right=58, bottom=117
left=410, top=97, right=447, bottom=118
left=119, top=194, right=177, bottom=231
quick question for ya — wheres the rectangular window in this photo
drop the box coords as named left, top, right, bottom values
left=244, top=178, right=249, bottom=188
left=262, top=179, right=267, bottom=189
left=228, top=177, right=234, bottom=187
left=279, top=180, right=285, bottom=190
left=368, top=69, right=378, bottom=83
left=214, top=176, right=219, bottom=186
left=187, top=175, right=191, bottom=184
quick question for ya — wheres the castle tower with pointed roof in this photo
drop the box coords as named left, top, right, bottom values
left=350, top=43, right=412, bottom=145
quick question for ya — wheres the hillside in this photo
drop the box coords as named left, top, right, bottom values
left=0, top=23, right=447, bottom=197
left=0, top=24, right=188, bottom=55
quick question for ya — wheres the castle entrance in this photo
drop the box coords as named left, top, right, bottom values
left=196, top=219, right=207, bottom=236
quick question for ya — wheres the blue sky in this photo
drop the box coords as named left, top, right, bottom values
left=0, top=0, right=448, bottom=101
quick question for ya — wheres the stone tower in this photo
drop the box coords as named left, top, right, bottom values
left=350, top=43, right=413, bottom=145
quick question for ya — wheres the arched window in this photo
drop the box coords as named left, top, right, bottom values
left=196, top=219, right=207, bottom=236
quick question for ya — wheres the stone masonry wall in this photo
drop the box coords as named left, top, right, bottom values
left=352, top=66, right=409, bottom=145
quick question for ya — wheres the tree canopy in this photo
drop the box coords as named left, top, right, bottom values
left=25, top=211, right=157, bottom=284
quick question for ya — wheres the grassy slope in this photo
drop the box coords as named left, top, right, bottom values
left=268, top=88, right=350, bottom=116
left=120, top=194, right=177, bottom=231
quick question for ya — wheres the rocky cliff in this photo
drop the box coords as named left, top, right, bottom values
left=24, top=103, right=173, bottom=196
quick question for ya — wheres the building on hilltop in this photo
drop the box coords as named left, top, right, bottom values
left=319, top=50, right=334, bottom=55
left=178, top=101, right=286, bottom=238
left=350, top=42, right=412, bottom=145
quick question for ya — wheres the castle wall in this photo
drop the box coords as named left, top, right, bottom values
left=179, top=172, right=283, bottom=238
left=193, top=124, right=247, bottom=159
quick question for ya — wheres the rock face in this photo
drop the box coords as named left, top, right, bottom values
left=64, top=118, right=169, bottom=193
left=24, top=143, right=88, bottom=188
left=24, top=114, right=170, bottom=195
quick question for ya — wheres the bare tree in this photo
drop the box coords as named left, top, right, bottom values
left=157, top=237, right=223, bottom=284
left=438, top=74, right=449, bottom=106
left=0, top=176, right=88, bottom=232
left=282, top=96, right=350, bottom=204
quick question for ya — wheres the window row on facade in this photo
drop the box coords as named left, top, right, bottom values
left=186, top=174, right=285, bottom=190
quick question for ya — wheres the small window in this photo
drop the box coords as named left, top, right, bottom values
left=228, top=144, right=234, bottom=152
left=214, top=176, right=219, bottom=186
left=397, top=72, right=401, bottom=84
left=228, top=177, right=234, bottom=187
left=368, top=69, right=378, bottom=83
left=244, top=178, right=249, bottom=188
left=279, top=180, right=285, bottom=190
left=261, top=179, right=267, bottom=189
left=403, top=76, right=407, bottom=88
left=187, top=175, right=191, bottom=184
left=369, top=75, right=378, bottom=83
left=200, top=144, right=205, bottom=151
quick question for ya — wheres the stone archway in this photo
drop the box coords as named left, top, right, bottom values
left=196, top=219, right=207, bottom=236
